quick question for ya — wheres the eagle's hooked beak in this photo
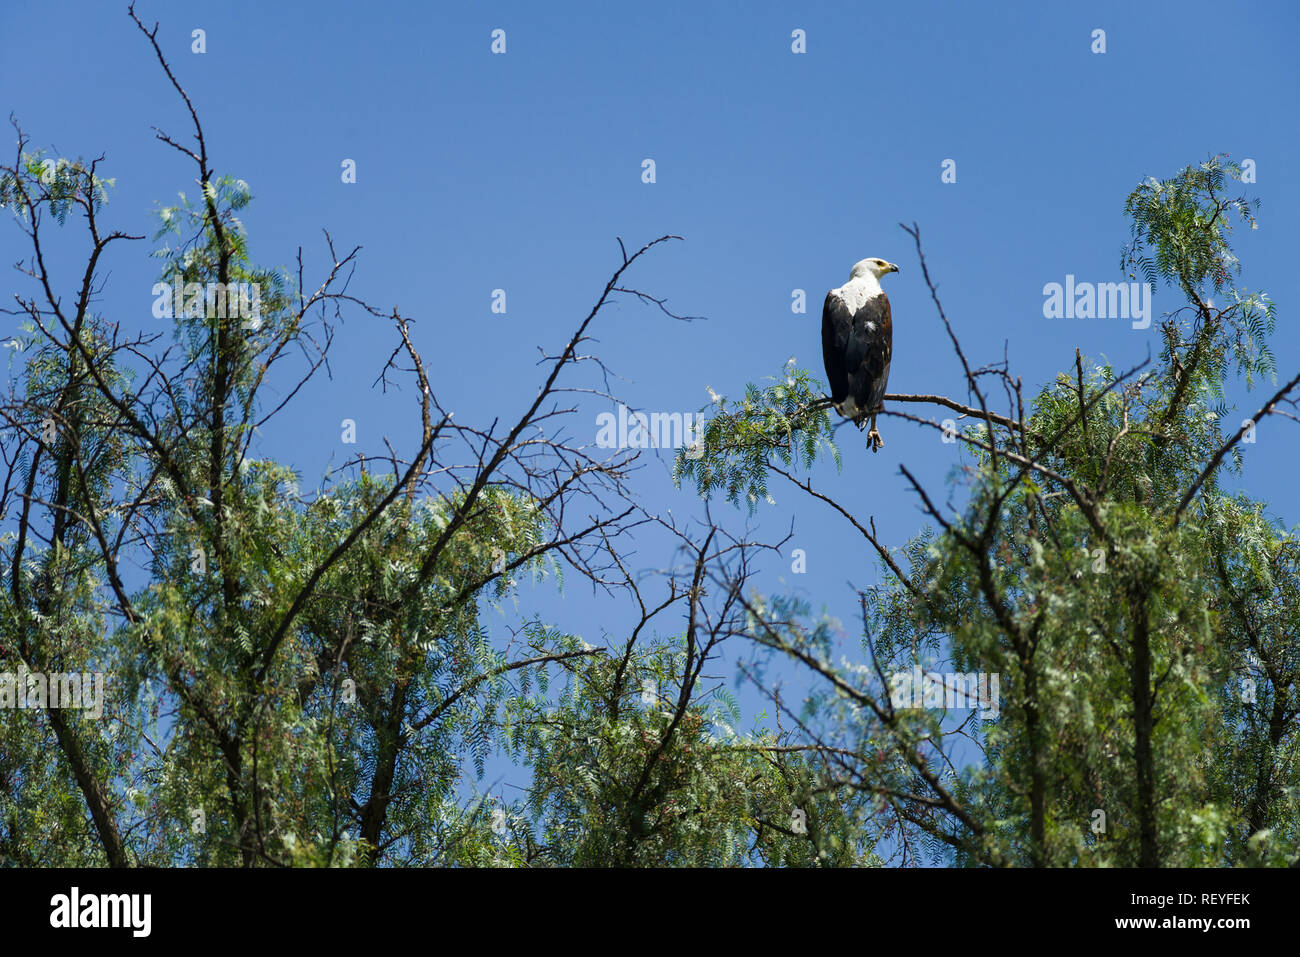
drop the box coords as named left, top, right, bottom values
left=887, top=263, right=900, bottom=274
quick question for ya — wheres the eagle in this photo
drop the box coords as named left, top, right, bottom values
left=821, top=257, right=898, bottom=451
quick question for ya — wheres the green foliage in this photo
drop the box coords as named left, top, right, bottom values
left=1122, top=155, right=1257, bottom=295
left=678, top=155, right=1298, bottom=867
left=0, top=151, right=114, bottom=225
left=1123, top=155, right=1275, bottom=392
left=4, top=80, right=1294, bottom=871
left=499, top=645, right=880, bottom=866
left=673, top=361, right=840, bottom=511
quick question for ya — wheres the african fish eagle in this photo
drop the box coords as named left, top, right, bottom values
left=821, top=257, right=898, bottom=451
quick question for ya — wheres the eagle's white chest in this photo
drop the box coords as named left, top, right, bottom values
left=832, top=275, right=885, bottom=315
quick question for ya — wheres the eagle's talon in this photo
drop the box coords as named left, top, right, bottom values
left=867, top=429, right=884, bottom=452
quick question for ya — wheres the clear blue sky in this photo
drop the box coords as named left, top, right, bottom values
left=4, top=1, right=1298, bottom=847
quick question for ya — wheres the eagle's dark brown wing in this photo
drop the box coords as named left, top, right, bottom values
left=822, top=290, right=891, bottom=420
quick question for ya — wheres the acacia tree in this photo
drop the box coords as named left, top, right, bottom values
left=6, top=9, right=1294, bottom=871
left=3, top=7, right=864, bottom=870
left=0, top=8, right=689, bottom=867
left=484, top=514, right=882, bottom=867
left=680, top=156, right=1299, bottom=867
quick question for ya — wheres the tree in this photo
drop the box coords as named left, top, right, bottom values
left=3, top=8, right=1294, bottom=870
left=679, top=158, right=1299, bottom=867
left=4, top=7, right=858, bottom=870
left=0, top=8, right=649, bottom=867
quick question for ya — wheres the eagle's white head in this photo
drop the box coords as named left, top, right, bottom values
left=849, top=257, right=900, bottom=281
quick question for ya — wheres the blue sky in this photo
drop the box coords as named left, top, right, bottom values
left=4, top=1, right=1298, bottom=854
